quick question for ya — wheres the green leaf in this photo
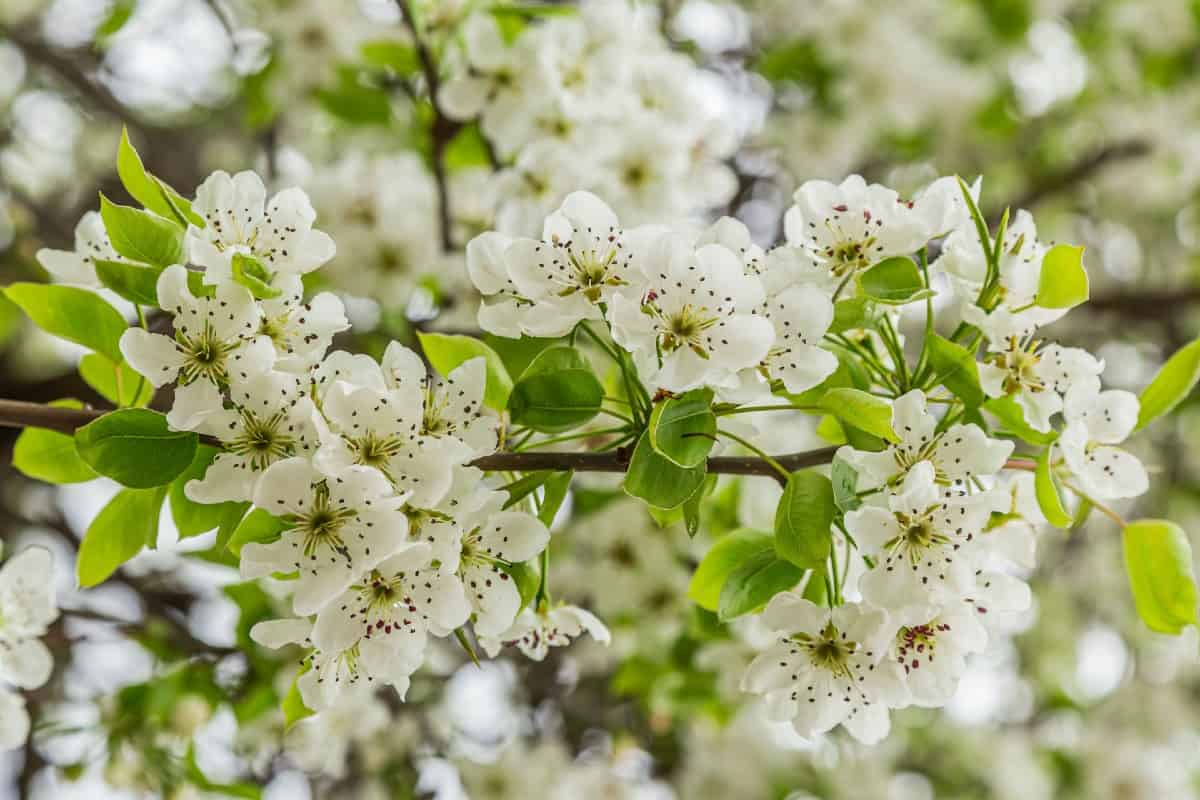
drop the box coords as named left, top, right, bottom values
left=926, top=334, right=984, bottom=407
left=96, top=0, right=135, bottom=39
left=718, top=549, right=804, bottom=621
left=117, top=127, right=203, bottom=227
left=79, top=352, right=153, bottom=407
left=1137, top=338, right=1200, bottom=431
left=282, top=667, right=315, bottom=730
left=687, top=529, right=774, bottom=611
left=13, top=400, right=98, bottom=484
left=3, top=283, right=126, bottom=363
left=445, top=124, right=495, bottom=171
left=417, top=331, right=513, bottom=411
left=537, top=470, right=572, bottom=527
left=624, top=431, right=707, bottom=510
left=99, top=194, right=185, bottom=268
left=507, top=346, right=602, bottom=433
left=170, top=446, right=251, bottom=539
left=1036, top=244, right=1089, bottom=309
left=648, top=388, right=716, bottom=468
left=75, top=409, right=198, bottom=489
left=502, top=471, right=551, bottom=509
left=78, top=487, right=166, bottom=587
left=501, top=561, right=541, bottom=612
left=682, top=475, right=713, bottom=538
left=360, top=40, right=419, bottom=74
left=227, top=508, right=287, bottom=555
left=983, top=396, right=1058, bottom=445
left=93, top=259, right=161, bottom=307
left=859, top=256, right=930, bottom=305
left=483, top=334, right=556, bottom=380
left=1123, top=519, right=1199, bottom=634
left=314, top=66, right=392, bottom=125
left=230, top=253, right=281, bottom=300
left=818, top=388, right=898, bottom=442
left=828, top=296, right=873, bottom=333
left=830, top=454, right=861, bottom=512
left=774, top=470, right=835, bottom=569
left=1034, top=447, right=1072, bottom=528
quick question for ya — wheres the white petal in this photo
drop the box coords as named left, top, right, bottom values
left=253, top=457, right=319, bottom=515
left=119, top=329, right=184, bottom=388
left=249, top=617, right=312, bottom=649
left=0, top=689, right=29, bottom=750
left=0, top=638, right=52, bottom=689
left=166, top=380, right=225, bottom=432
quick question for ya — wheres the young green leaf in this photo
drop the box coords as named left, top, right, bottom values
left=859, top=256, right=930, bottom=304
left=818, top=388, right=898, bottom=442
left=501, top=561, right=541, bottom=612
left=1136, top=337, right=1200, bottom=431
left=774, top=470, right=835, bottom=569
left=830, top=454, right=861, bottom=512
left=718, top=549, right=804, bottom=621
left=282, top=667, right=315, bottom=730
left=828, top=296, right=873, bottom=333
left=170, top=446, right=251, bottom=539
left=624, top=431, right=707, bottom=510
left=507, top=346, right=603, bottom=433
left=231, top=253, right=282, bottom=300
left=926, top=334, right=984, bottom=407
left=75, top=409, right=198, bottom=489
left=227, top=508, right=288, bottom=555
left=116, top=126, right=203, bottom=227
left=360, top=40, right=419, bottom=74
left=77, top=487, right=167, bottom=587
left=982, top=396, right=1058, bottom=445
left=682, top=475, right=716, bottom=538
left=78, top=353, right=154, bottom=407
left=93, top=259, right=163, bottom=306
left=3, top=283, right=127, bottom=363
left=648, top=388, right=716, bottom=468
left=13, top=400, right=99, bottom=484
left=502, top=471, right=552, bottom=509
left=99, top=194, right=185, bottom=268
left=1122, top=519, right=1199, bottom=634
left=687, top=528, right=774, bottom=611
left=537, top=470, right=573, bottom=527
left=416, top=331, right=513, bottom=411
left=1036, top=243, right=1089, bottom=309
left=1034, top=447, right=1072, bottom=528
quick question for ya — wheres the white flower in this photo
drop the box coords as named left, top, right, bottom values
left=240, top=458, right=411, bottom=616
left=850, top=389, right=1014, bottom=490
left=35, top=210, right=118, bottom=286
left=783, top=175, right=934, bottom=286
left=250, top=617, right=420, bottom=712
left=1059, top=388, right=1149, bottom=500
left=0, top=688, right=29, bottom=751
left=119, top=265, right=274, bottom=430
left=741, top=594, right=907, bottom=744
left=608, top=233, right=774, bottom=392
left=962, top=569, right=1032, bottom=629
left=310, top=542, right=470, bottom=671
left=848, top=462, right=1006, bottom=608
left=188, top=170, right=336, bottom=288
left=502, top=192, right=646, bottom=336
left=985, top=472, right=1045, bottom=570
left=965, top=305, right=1102, bottom=432
left=0, top=547, right=58, bottom=691
left=256, top=279, right=349, bottom=373
left=481, top=603, right=610, bottom=661
left=382, top=343, right=501, bottom=460
left=185, top=371, right=318, bottom=504
left=889, top=602, right=988, bottom=707
left=440, top=12, right=540, bottom=122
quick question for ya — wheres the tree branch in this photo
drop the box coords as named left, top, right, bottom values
left=396, top=0, right=460, bottom=253
left=0, top=398, right=835, bottom=482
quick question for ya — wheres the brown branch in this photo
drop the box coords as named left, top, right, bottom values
left=0, top=398, right=834, bottom=482
left=396, top=0, right=460, bottom=253
left=1083, top=287, right=1200, bottom=318
left=986, top=139, right=1151, bottom=225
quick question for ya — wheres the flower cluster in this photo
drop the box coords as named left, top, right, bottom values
left=0, top=547, right=59, bottom=751
left=442, top=0, right=737, bottom=234
left=467, top=174, right=1152, bottom=743
left=37, top=169, right=607, bottom=721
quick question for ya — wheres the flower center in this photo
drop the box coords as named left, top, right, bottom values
left=895, top=621, right=951, bottom=672
left=988, top=336, right=1045, bottom=396
left=228, top=410, right=295, bottom=471
left=794, top=621, right=859, bottom=678
left=178, top=323, right=238, bottom=386
left=290, top=487, right=356, bottom=558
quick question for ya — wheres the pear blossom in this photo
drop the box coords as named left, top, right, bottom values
left=482, top=603, right=610, bottom=661
left=119, top=265, right=274, bottom=430
left=848, top=462, right=1006, bottom=608
left=187, top=170, right=336, bottom=289
left=889, top=602, right=988, bottom=706
left=0, top=547, right=58, bottom=691
left=255, top=278, right=350, bottom=373
left=1058, top=388, right=1149, bottom=500
left=240, top=458, right=411, bottom=615
left=608, top=232, right=774, bottom=392
left=849, top=389, right=1014, bottom=490
left=0, top=688, right=29, bottom=751
left=35, top=210, right=121, bottom=286
left=741, top=593, right=907, bottom=744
